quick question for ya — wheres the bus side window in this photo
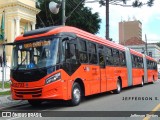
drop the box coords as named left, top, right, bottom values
left=132, top=55, right=135, bottom=68
left=139, top=57, right=143, bottom=68
left=88, top=42, right=98, bottom=64
left=105, top=47, right=113, bottom=66
left=78, top=39, right=88, bottom=63
left=112, top=49, right=120, bottom=66
left=137, top=57, right=140, bottom=68
left=65, top=42, right=70, bottom=60
left=65, top=41, right=77, bottom=63
left=155, top=62, right=157, bottom=70
left=148, top=60, right=150, bottom=69
left=98, top=45, right=105, bottom=68
left=147, top=60, right=150, bottom=69
left=69, top=44, right=76, bottom=59
left=119, top=51, right=126, bottom=66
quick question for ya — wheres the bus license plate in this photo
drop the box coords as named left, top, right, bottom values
left=12, top=83, right=24, bottom=87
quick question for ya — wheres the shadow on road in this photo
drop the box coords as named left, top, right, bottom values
left=4, top=82, right=156, bottom=111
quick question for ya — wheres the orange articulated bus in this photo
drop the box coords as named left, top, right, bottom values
left=8, top=26, right=158, bottom=106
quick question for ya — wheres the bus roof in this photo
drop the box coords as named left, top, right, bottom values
left=130, top=49, right=156, bottom=62
left=130, top=49, right=143, bottom=57
left=146, top=55, right=156, bottom=62
left=16, top=26, right=125, bottom=50
left=15, top=26, right=157, bottom=62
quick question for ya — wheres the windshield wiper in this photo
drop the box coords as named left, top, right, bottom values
left=33, top=64, right=46, bottom=74
left=15, top=55, right=27, bottom=71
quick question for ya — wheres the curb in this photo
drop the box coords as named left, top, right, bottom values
left=0, top=102, right=28, bottom=110
left=0, top=95, right=28, bottom=110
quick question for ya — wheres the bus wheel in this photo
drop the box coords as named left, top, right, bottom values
left=140, top=78, right=144, bottom=87
left=28, top=100, right=42, bottom=107
left=69, top=82, right=82, bottom=106
left=151, top=76, right=155, bottom=84
left=115, top=80, right=121, bottom=94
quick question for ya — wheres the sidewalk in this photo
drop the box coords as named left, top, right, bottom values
left=0, top=66, right=10, bottom=82
left=0, top=87, right=28, bottom=109
left=0, top=95, right=27, bottom=109
left=0, top=88, right=10, bottom=92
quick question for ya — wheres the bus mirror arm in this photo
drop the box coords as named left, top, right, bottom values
left=60, top=32, right=77, bottom=40
left=62, top=37, right=70, bottom=42
left=61, top=36, right=76, bottom=43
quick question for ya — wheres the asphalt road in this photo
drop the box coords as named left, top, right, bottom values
left=1, top=80, right=160, bottom=120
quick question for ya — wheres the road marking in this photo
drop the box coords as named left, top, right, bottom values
left=143, top=103, right=160, bottom=120
left=6, top=117, right=21, bottom=120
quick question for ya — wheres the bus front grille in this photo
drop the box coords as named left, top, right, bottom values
left=14, top=88, right=42, bottom=98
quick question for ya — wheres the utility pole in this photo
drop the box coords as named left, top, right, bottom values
left=1, top=10, right=5, bottom=90
left=106, top=0, right=109, bottom=40
left=62, top=0, right=66, bottom=25
left=2, top=45, right=5, bottom=90
left=145, top=34, right=148, bottom=55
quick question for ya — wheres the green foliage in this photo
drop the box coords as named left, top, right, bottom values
left=0, top=11, right=5, bottom=41
left=0, top=82, right=11, bottom=95
left=99, top=0, right=154, bottom=7
left=0, top=91, right=11, bottom=95
left=36, top=0, right=101, bottom=34
left=0, top=82, right=10, bottom=88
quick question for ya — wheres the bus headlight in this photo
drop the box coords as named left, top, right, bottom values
left=45, top=72, right=61, bottom=84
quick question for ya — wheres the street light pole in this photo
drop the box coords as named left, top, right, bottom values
left=106, top=0, right=109, bottom=40
left=62, top=0, right=66, bottom=25
left=2, top=45, right=5, bottom=90
left=145, top=34, right=148, bottom=55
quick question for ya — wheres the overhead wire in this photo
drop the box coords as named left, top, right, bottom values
left=64, top=0, right=101, bottom=34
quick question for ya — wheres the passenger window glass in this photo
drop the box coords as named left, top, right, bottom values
left=119, top=51, right=126, bottom=66
left=88, top=42, right=97, bottom=64
left=79, top=40, right=87, bottom=51
left=78, top=39, right=88, bottom=63
left=88, top=43, right=96, bottom=53
left=105, top=47, right=113, bottom=65
left=112, top=49, right=120, bottom=66
left=99, top=52, right=105, bottom=68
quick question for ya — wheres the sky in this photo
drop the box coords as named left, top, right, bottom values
left=85, top=0, right=160, bottom=43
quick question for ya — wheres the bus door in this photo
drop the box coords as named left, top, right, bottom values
left=98, top=46, right=107, bottom=92
left=88, top=42, right=100, bottom=94
left=62, top=38, right=81, bottom=75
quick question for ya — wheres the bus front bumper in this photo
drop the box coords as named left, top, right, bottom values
left=11, top=80, right=68, bottom=101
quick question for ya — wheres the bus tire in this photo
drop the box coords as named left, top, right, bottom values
left=69, top=82, right=82, bottom=106
left=28, top=100, right=42, bottom=107
left=115, top=80, right=121, bottom=94
left=151, top=76, right=155, bottom=84
left=140, top=78, right=144, bottom=87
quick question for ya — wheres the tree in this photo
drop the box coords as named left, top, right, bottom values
left=36, top=0, right=101, bottom=34
left=98, top=0, right=155, bottom=40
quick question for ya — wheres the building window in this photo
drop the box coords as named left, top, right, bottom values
left=148, top=52, right=152, bottom=57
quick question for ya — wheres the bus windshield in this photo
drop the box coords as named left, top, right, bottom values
left=11, top=38, right=59, bottom=70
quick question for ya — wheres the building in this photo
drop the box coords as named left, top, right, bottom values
left=124, top=37, right=160, bottom=63
left=0, top=0, right=40, bottom=65
left=119, top=20, right=142, bottom=45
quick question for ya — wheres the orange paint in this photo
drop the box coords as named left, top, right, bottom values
left=11, top=26, right=158, bottom=102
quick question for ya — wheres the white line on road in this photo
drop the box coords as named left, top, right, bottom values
left=6, top=117, right=21, bottom=120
